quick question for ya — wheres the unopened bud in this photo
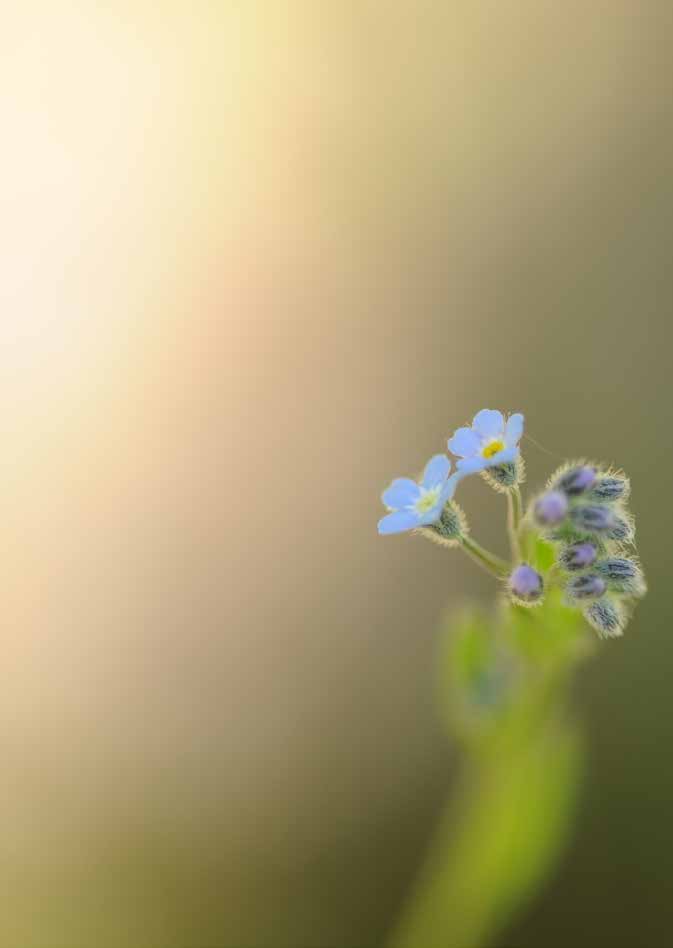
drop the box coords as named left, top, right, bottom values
left=569, top=505, right=612, bottom=531
left=569, top=505, right=633, bottom=541
left=509, top=564, right=544, bottom=603
left=596, top=558, right=646, bottom=596
left=583, top=598, right=625, bottom=638
left=605, top=513, right=633, bottom=542
left=566, top=574, right=606, bottom=600
left=556, top=465, right=597, bottom=496
left=590, top=474, right=629, bottom=502
left=559, top=542, right=597, bottom=571
left=534, top=490, right=568, bottom=526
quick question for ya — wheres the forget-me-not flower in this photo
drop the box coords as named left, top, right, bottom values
left=448, top=409, right=524, bottom=474
left=378, top=454, right=460, bottom=535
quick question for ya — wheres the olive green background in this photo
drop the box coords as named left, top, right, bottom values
left=2, top=2, right=672, bottom=946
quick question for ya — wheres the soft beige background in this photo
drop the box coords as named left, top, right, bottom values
left=1, top=2, right=672, bottom=946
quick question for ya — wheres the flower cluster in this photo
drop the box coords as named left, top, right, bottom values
left=378, top=409, right=525, bottom=537
left=378, top=410, right=646, bottom=640
left=532, top=463, right=645, bottom=637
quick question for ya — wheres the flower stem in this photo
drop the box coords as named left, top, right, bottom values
left=460, top=535, right=510, bottom=578
left=507, top=486, right=524, bottom=562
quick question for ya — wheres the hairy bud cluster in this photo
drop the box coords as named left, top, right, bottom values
left=378, top=409, right=646, bottom=646
left=531, top=462, right=644, bottom=638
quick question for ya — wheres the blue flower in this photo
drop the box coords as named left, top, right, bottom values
left=378, top=454, right=460, bottom=535
left=448, top=409, right=524, bottom=474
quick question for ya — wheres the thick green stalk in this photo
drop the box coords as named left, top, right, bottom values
left=388, top=590, right=593, bottom=948
left=389, top=715, right=582, bottom=948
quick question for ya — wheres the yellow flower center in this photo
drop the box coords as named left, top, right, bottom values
left=415, top=486, right=441, bottom=514
left=482, top=438, right=505, bottom=459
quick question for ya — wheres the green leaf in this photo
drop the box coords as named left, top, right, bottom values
left=533, top=535, right=556, bottom=573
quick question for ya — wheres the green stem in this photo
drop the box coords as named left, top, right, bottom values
left=460, top=535, right=510, bottom=579
left=388, top=715, right=583, bottom=948
left=507, top=487, right=524, bottom=562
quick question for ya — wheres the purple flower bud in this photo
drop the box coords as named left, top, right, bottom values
left=569, top=505, right=615, bottom=533
left=509, top=564, right=544, bottom=602
left=557, top=465, right=597, bottom=496
left=534, top=491, right=568, bottom=526
left=591, top=475, right=629, bottom=502
left=560, top=542, right=597, bottom=571
left=567, top=574, right=607, bottom=600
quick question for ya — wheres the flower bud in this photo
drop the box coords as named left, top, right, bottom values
left=605, top=513, right=634, bottom=542
left=569, top=505, right=632, bottom=540
left=590, top=474, right=629, bottom=502
left=534, top=490, right=568, bottom=526
left=559, top=542, right=597, bottom=571
left=566, top=574, right=606, bottom=600
left=569, top=505, right=612, bottom=532
left=509, top=564, right=544, bottom=603
left=583, top=598, right=625, bottom=638
left=596, top=558, right=646, bottom=596
left=556, top=465, right=597, bottom=496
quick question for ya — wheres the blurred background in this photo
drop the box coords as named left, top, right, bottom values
left=1, top=1, right=672, bottom=945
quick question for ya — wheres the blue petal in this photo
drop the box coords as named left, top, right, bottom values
left=439, top=471, right=462, bottom=503
left=505, top=413, right=524, bottom=447
left=488, top=446, right=517, bottom=466
left=472, top=409, right=504, bottom=439
left=456, top=456, right=488, bottom=474
left=377, top=510, right=419, bottom=535
left=448, top=427, right=481, bottom=458
left=381, top=478, right=420, bottom=510
left=422, top=454, right=451, bottom=488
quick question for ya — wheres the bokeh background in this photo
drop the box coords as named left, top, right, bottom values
left=2, top=2, right=672, bottom=946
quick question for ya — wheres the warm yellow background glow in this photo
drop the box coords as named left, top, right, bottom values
left=1, top=3, right=672, bottom=946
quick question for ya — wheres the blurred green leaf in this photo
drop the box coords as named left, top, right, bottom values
left=391, top=720, right=582, bottom=948
left=533, top=535, right=556, bottom=573
left=392, top=597, right=592, bottom=948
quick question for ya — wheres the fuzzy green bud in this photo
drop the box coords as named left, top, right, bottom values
left=483, top=461, right=518, bottom=490
left=583, top=598, right=625, bottom=638
left=590, top=474, right=630, bottom=503
left=423, top=502, right=465, bottom=545
left=569, top=505, right=633, bottom=541
left=596, top=558, right=646, bottom=596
